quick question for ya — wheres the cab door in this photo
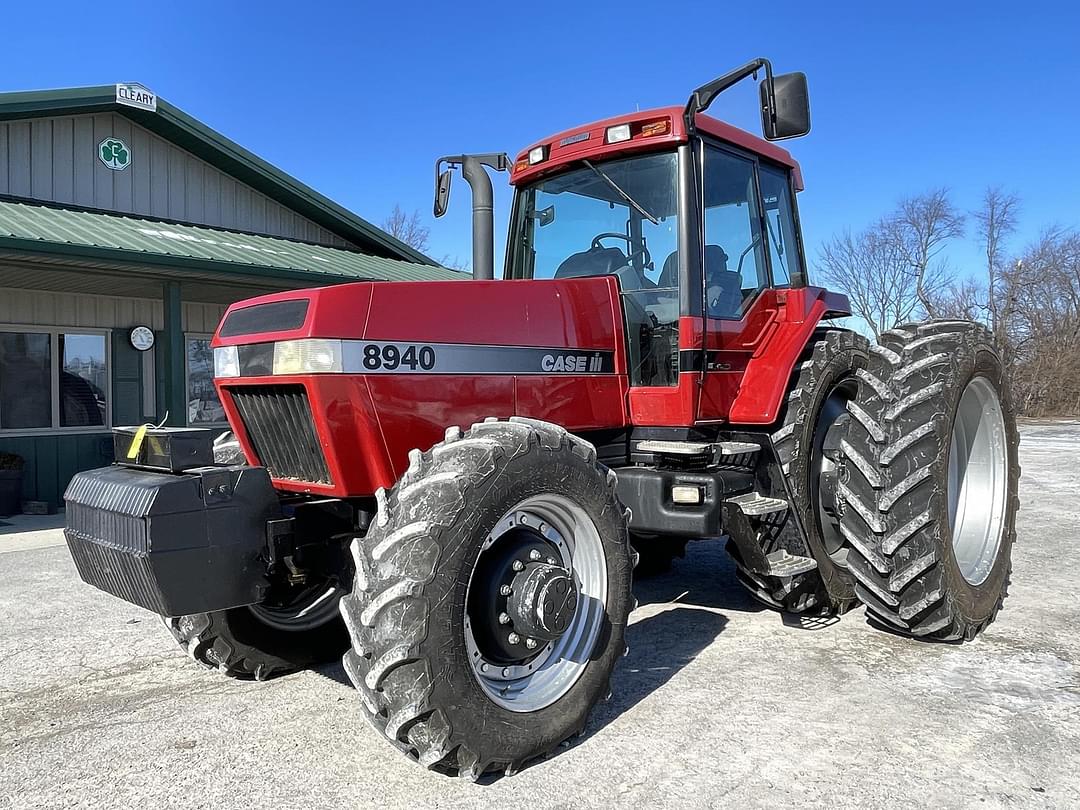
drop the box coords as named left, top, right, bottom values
left=694, top=143, right=777, bottom=422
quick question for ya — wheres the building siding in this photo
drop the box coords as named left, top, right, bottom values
left=0, top=285, right=230, bottom=507
left=0, top=285, right=225, bottom=332
left=0, top=113, right=352, bottom=247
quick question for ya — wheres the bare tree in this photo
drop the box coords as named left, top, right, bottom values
left=973, top=187, right=1021, bottom=357
left=887, top=188, right=964, bottom=317
left=1004, top=229, right=1080, bottom=416
left=817, top=223, right=920, bottom=340
left=382, top=205, right=431, bottom=253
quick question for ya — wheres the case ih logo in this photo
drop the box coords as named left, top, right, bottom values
left=99, top=138, right=130, bottom=171
left=542, top=353, right=603, bottom=373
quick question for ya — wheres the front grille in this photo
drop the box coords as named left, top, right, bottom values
left=229, top=385, right=332, bottom=484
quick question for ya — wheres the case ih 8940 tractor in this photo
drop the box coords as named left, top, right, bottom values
left=65, top=59, right=1019, bottom=778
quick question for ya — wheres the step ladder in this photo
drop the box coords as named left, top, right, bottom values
left=722, top=490, right=817, bottom=577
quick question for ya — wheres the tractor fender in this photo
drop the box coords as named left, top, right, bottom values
left=727, top=287, right=851, bottom=425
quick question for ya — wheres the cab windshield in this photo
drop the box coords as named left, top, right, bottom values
left=508, top=152, right=681, bottom=386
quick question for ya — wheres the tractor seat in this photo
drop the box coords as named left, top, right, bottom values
left=553, top=246, right=628, bottom=280
left=658, top=245, right=743, bottom=317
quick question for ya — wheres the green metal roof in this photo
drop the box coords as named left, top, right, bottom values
left=0, top=84, right=438, bottom=266
left=0, top=199, right=465, bottom=284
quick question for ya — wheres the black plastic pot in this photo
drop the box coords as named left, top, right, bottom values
left=0, top=469, right=23, bottom=517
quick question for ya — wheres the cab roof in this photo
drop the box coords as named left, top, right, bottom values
left=511, top=105, right=803, bottom=190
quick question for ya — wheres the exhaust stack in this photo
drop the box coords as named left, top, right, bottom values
left=434, top=153, right=510, bottom=281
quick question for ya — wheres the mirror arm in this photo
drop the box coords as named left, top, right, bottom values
left=684, top=57, right=774, bottom=134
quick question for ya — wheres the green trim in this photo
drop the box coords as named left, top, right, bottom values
left=0, top=85, right=437, bottom=266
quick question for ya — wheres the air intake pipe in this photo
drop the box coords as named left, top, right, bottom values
left=434, top=153, right=510, bottom=281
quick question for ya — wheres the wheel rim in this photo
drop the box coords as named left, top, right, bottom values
left=465, top=493, right=608, bottom=713
left=948, top=376, right=1008, bottom=586
left=812, top=379, right=857, bottom=566
left=248, top=579, right=344, bottom=632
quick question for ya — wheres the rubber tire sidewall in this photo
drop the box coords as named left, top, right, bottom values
left=781, top=330, right=869, bottom=608
left=933, top=349, right=1017, bottom=625
left=437, top=450, right=626, bottom=754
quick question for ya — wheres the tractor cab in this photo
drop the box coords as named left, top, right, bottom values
left=438, top=59, right=841, bottom=427
left=504, top=109, right=808, bottom=396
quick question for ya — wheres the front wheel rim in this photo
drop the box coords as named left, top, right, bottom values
left=948, top=376, right=1008, bottom=586
left=465, top=493, right=608, bottom=713
left=248, top=579, right=344, bottom=632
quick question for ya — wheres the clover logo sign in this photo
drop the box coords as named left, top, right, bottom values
left=98, top=137, right=130, bottom=171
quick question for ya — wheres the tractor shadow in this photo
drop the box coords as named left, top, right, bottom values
left=579, top=539, right=757, bottom=741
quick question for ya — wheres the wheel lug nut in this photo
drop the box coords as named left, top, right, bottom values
left=480, top=663, right=488, bottom=673
left=525, top=638, right=538, bottom=649
left=502, top=668, right=512, bottom=677
left=500, top=584, right=512, bottom=596
left=546, top=557, right=556, bottom=565
left=498, top=612, right=511, bottom=625
left=508, top=633, right=520, bottom=645
left=529, top=549, right=541, bottom=561
left=512, top=560, right=524, bottom=572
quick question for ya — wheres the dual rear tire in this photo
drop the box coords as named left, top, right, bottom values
left=840, top=320, right=1019, bottom=639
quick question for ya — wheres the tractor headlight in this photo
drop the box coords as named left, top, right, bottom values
left=213, top=346, right=239, bottom=378
left=605, top=124, right=632, bottom=144
left=272, top=339, right=343, bottom=374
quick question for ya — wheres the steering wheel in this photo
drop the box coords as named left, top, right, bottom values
left=590, top=232, right=652, bottom=271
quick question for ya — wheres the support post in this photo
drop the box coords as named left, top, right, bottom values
left=161, top=281, right=185, bottom=427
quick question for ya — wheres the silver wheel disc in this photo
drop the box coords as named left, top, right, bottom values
left=948, top=376, right=1008, bottom=586
left=465, top=493, right=608, bottom=713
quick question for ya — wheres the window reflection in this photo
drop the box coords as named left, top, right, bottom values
left=187, top=337, right=225, bottom=424
left=60, top=333, right=107, bottom=427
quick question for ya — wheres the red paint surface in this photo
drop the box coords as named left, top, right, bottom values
left=511, top=107, right=803, bottom=189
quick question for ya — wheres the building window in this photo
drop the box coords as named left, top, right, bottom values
left=0, top=328, right=109, bottom=432
left=186, top=335, right=226, bottom=425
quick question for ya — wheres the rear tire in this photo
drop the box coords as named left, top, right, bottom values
left=339, top=417, right=633, bottom=779
left=728, top=328, right=869, bottom=615
left=840, top=320, right=1019, bottom=640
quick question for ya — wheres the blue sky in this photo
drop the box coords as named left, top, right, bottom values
left=3, top=0, right=1077, bottom=277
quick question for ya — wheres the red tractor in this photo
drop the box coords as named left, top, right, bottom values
left=65, top=59, right=1019, bottom=779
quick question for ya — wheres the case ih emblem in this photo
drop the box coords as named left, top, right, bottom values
left=542, top=353, right=602, bottom=373
left=98, top=138, right=130, bottom=171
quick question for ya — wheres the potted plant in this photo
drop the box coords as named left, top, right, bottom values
left=0, top=452, right=25, bottom=517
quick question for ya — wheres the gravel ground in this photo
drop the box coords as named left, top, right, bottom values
left=1, top=421, right=1078, bottom=809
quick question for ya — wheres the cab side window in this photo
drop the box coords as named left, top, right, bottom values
left=758, top=164, right=802, bottom=287
left=702, top=147, right=767, bottom=318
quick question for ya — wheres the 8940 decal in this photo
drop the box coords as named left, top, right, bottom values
left=361, top=343, right=436, bottom=371
left=338, top=341, right=616, bottom=375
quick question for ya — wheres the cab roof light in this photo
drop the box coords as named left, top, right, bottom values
left=528, top=145, right=548, bottom=165
left=605, top=123, right=631, bottom=144
left=640, top=119, right=671, bottom=137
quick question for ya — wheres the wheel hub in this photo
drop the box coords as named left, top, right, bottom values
left=508, top=562, right=579, bottom=641
left=464, top=495, right=608, bottom=712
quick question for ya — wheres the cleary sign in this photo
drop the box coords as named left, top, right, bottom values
left=115, top=83, right=156, bottom=112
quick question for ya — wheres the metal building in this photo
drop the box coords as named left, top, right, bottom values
left=0, top=82, right=460, bottom=510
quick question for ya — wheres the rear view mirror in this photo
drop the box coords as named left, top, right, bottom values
left=761, top=72, right=810, bottom=140
left=434, top=169, right=452, bottom=218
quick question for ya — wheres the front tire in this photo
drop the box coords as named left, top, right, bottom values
left=840, top=320, right=1020, bottom=640
left=339, top=417, right=633, bottom=779
left=164, top=581, right=348, bottom=680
